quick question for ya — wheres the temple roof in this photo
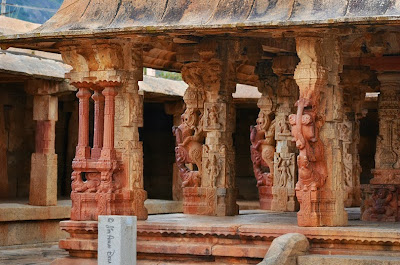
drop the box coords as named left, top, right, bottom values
left=1, top=0, right=400, bottom=44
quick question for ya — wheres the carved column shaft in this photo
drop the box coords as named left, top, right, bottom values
left=361, top=72, right=400, bottom=222
left=271, top=55, right=299, bottom=212
left=91, top=89, right=104, bottom=159
left=75, top=86, right=91, bottom=159
left=177, top=44, right=238, bottom=216
left=100, top=86, right=117, bottom=159
left=291, top=34, right=348, bottom=227
left=165, top=101, right=185, bottom=201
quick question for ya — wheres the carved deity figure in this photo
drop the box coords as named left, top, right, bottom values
left=289, top=98, right=327, bottom=191
left=276, top=156, right=293, bottom=187
left=173, top=108, right=204, bottom=187
left=362, top=187, right=397, bottom=221
left=250, top=110, right=276, bottom=187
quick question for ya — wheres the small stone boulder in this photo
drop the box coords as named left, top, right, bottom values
left=258, top=233, right=309, bottom=265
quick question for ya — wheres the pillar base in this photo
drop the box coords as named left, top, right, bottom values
left=258, top=186, right=272, bottom=210
left=361, top=184, right=400, bottom=222
left=183, top=187, right=238, bottom=216
left=296, top=188, right=348, bottom=227
left=271, top=186, right=297, bottom=211
left=71, top=189, right=148, bottom=221
left=59, top=220, right=98, bottom=259
left=29, top=153, right=57, bottom=206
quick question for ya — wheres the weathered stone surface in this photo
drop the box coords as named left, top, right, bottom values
left=290, top=34, right=348, bottom=227
left=257, top=233, right=309, bottom=265
left=298, top=255, right=400, bottom=265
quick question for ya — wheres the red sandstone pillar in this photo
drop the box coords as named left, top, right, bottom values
left=29, top=95, right=58, bottom=206
left=91, top=89, right=104, bottom=159
left=100, top=86, right=117, bottom=160
left=75, top=85, right=91, bottom=160
left=291, top=34, right=347, bottom=226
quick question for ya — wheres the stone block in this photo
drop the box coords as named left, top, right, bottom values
left=98, top=215, right=137, bottom=265
left=258, top=233, right=309, bottom=265
left=33, top=95, right=58, bottom=121
left=29, top=153, right=58, bottom=206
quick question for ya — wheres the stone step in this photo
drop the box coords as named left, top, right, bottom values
left=298, top=255, right=400, bottom=265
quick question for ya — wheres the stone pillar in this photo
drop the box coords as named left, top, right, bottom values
left=175, top=45, right=238, bottom=216
left=290, top=34, right=348, bottom=226
left=361, top=72, right=400, bottom=222
left=271, top=55, right=299, bottom=212
left=91, top=89, right=104, bottom=159
left=29, top=90, right=58, bottom=206
left=165, top=101, right=185, bottom=201
left=55, top=41, right=148, bottom=262
left=250, top=89, right=276, bottom=210
left=340, top=68, right=370, bottom=207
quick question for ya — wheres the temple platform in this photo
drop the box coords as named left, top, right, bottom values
left=136, top=209, right=400, bottom=264
left=2, top=209, right=400, bottom=264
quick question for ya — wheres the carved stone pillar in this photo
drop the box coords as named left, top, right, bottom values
left=175, top=46, right=238, bottom=216
left=91, top=89, right=104, bottom=159
left=56, top=41, right=148, bottom=261
left=271, top=56, right=299, bottom=212
left=25, top=80, right=59, bottom=206
left=165, top=101, right=185, bottom=201
left=250, top=90, right=276, bottom=210
left=341, top=68, right=369, bottom=207
left=361, top=72, right=400, bottom=222
left=290, top=34, right=348, bottom=227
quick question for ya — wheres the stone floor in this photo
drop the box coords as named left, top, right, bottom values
left=0, top=243, right=67, bottom=265
left=2, top=208, right=398, bottom=264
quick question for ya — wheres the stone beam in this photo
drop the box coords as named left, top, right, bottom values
left=290, top=33, right=348, bottom=227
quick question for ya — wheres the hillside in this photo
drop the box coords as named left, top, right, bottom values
left=4, top=0, right=63, bottom=24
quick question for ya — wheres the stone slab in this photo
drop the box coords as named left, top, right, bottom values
left=0, top=220, right=68, bottom=246
left=298, top=255, right=400, bottom=265
left=98, top=216, right=137, bottom=265
left=0, top=200, right=71, bottom=222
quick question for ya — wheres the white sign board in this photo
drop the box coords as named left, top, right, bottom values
left=98, top=215, right=137, bottom=265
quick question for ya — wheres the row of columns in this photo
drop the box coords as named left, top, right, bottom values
left=23, top=33, right=394, bottom=232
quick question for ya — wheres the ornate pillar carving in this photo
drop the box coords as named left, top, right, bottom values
left=271, top=55, right=299, bottom=212
left=174, top=44, right=238, bottom=216
left=250, top=87, right=276, bottom=210
left=361, top=72, right=400, bottom=222
left=57, top=40, right=148, bottom=260
left=340, top=68, right=370, bottom=207
left=165, top=101, right=185, bottom=201
left=25, top=80, right=59, bottom=206
left=290, top=34, right=348, bottom=226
